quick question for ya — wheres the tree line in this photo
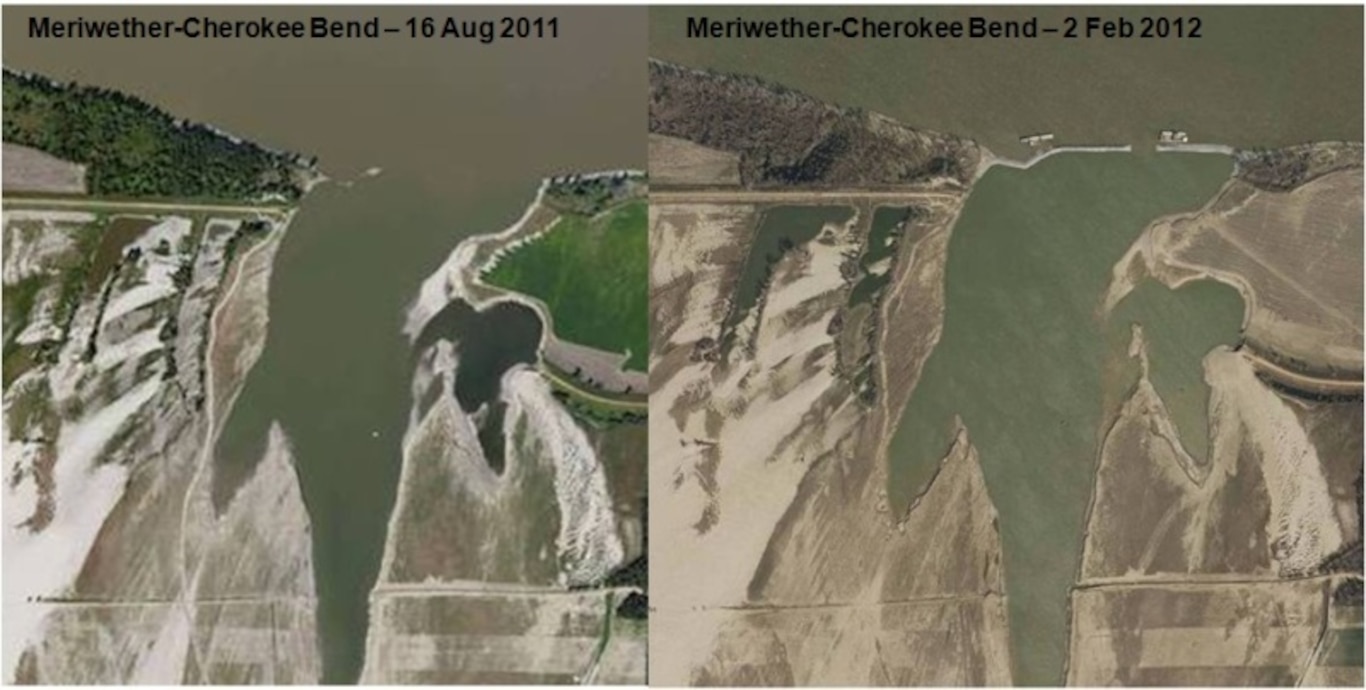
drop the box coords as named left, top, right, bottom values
left=3, top=70, right=313, bottom=201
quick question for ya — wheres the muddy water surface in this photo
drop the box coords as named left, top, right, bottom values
left=652, top=6, right=1362, bottom=160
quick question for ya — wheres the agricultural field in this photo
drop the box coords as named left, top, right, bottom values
left=2, top=142, right=86, bottom=194
left=647, top=134, right=740, bottom=187
left=483, top=198, right=648, bottom=372
left=362, top=588, right=644, bottom=684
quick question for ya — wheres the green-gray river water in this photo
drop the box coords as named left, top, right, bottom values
left=885, top=152, right=1243, bottom=685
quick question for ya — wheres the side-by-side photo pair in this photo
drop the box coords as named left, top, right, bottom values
left=2, top=4, right=1362, bottom=687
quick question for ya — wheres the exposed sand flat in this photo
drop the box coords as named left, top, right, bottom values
left=99, top=217, right=195, bottom=324
left=366, top=335, right=639, bottom=681
left=649, top=191, right=1009, bottom=685
left=1067, top=580, right=1329, bottom=686
left=648, top=134, right=742, bottom=187
left=2, top=211, right=81, bottom=283
left=360, top=589, right=643, bottom=685
left=379, top=347, right=623, bottom=588
left=1206, top=349, right=1344, bottom=574
left=663, top=594, right=1010, bottom=687
left=130, top=597, right=191, bottom=684
left=504, top=367, right=624, bottom=586
left=650, top=214, right=860, bottom=612
left=648, top=202, right=861, bottom=679
left=209, top=231, right=283, bottom=427
left=648, top=203, right=756, bottom=354
left=5, top=419, right=316, bottom=684
left=3, top=206, right=307, bottom=683
left=2, top=375, right=159, bottom=677
left=379, top=353, right=561, bottom=586
left=10, top=597, right=315, bottom=684
left=759, top=426, right=1005, bottom=603
left=1106, top=170, right=1364, bottom=371
left=1292, top=402, right=1364, bottom=560
left=2, top=143, right=86, bottom=194
left=189, top=600, right=318, bottom=684
left=660, top=429, right=1012, bottom=686
left=761, top=213, right=856, bottom=318
left=1082, top=339, right=1347, bottom=580
left=92, top=326, right=165, bottom=372
left=9, top=602, right=178, bottom=683
left=191, top=424, right=316, bottom=601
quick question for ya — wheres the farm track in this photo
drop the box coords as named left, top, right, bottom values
left=3, top=194, right=289, bottom=218
left=1241, top=350, right=1364, bottom=395
left=1074, top=571, right=1349, bottom=591
left=371, top=580, right=637, bottom=598
left=538, top=363, right=647, bottom=410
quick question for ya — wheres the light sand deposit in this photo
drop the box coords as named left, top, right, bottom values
left=360, top=333, right=640, bottom=680
left=648, top=191, right=1012, bottom=685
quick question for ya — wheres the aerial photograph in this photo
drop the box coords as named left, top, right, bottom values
left=648, top=5, right=1363, bottom=686
left=2, top=5, right=645, bottom=684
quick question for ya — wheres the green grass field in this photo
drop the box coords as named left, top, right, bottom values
left=483, top=199, right=647, bottom=371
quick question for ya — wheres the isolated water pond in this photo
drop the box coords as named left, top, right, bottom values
left=413, top=298, right=543, bottom=473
